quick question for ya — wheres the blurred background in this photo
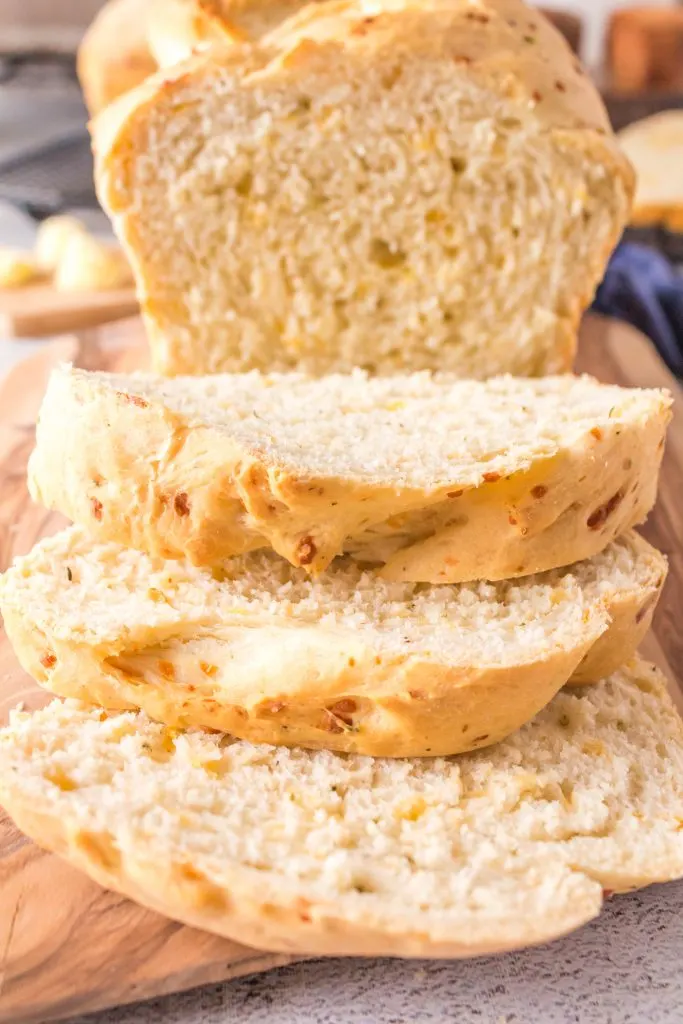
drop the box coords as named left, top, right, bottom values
left=0, top=0, right=681, bottom=372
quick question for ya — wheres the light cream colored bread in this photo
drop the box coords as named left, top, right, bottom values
left=77, top=0, right=158, bottom=115
left=28, top=366, right=670, bottom=582
left=0, top=526, right=665, bottom=757
left=618, top=111, right=683, bottom=232
left=1, top=658, right=682, bottom=957
left=92, top=0, right=633, bottom=378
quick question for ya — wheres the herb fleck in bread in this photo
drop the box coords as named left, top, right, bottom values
left=0, top=526, right=665, bottom=757
left=1, top=658, right=682, bottom=957
left=93, top=0, right=633, bottom=378
left=29, top=366, right=670, bottom=582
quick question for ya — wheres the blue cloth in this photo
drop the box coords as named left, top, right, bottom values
left=591, top=242, right=683, bottom=377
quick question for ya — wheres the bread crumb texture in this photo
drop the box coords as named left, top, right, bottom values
left=43, top=367, right=668, bottom=488
left=0, top=527, right=666, bottom=755
left=94, top=0, right=633, bottom=377
left=0, top=658, right=682, bottom=956
left=28, top=367, right=669, bottom=579
left=0, top=526, right=662, bottom=664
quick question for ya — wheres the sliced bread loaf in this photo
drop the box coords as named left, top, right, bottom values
left=1, top=658, right=682, bottom=957
left=29, top=366, right=670, bottom=582
left=0, top=526, right=665, bottom=757
left=92, top=0, right=632, bottom=378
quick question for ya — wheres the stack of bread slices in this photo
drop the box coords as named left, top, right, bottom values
left=1, top=0, right=683, bottom=961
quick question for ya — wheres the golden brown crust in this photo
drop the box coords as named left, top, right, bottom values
left=77, top=0, right=158, bottom=115
left=147, top=0, right=320, bottom=66
left=0, top=801, right=601, bottom=958
left=27, top=369, right=671, bottom=583
left=0, top=602, right=607, bottom=758
left=0, top=526, right=665, bottom=757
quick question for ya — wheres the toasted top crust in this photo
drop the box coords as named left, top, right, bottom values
left=28, top=366, right=669, bottom=580
left=1, top=658, right=682, bottom=958
left=32, top=366, right=669, bottom=492
left=147, top=0, right=320, bottom=67
left=96, top=0, right=628, bottom=173
left=77, top=0, right=158, bottom=115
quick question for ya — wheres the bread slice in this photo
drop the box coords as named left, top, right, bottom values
left=2, top=658, right=682, bottom=957
left=618, top=111, right=683, bottom=232
left=92, top=0, right=633, bottom=379
left=29, top=366, right=670, bottom=582
left=0, top=526, right=665, bottom=757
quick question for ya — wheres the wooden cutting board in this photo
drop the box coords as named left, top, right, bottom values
left=0, top=315, right=681, bottom=1024
left=0, top=283, right=139, bottom=338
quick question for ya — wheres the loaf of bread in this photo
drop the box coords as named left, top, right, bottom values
left=29, top=367, right=670, bottom=582
left=0, top=525, right=665, bottom=757
left=2, top=658, right=682, bottom=957
left=77, top=0, right=157, bottom=115
left=618, top=112, right=683, bottom=232
left=93, top=0, right=633, bottom=378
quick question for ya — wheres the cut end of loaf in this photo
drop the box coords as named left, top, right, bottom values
left=94, top=0, right=632, bottom=378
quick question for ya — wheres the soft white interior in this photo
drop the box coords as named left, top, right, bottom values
left=2, top=661, right=683, bottom=934
left=63, top=367, right=667, bottom=489
left=0, top=527, right=661, bottom=667
left=106, top=26, right=628, bottom=379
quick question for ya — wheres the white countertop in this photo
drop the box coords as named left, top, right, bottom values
left=4, top=204, right=683, bottom=1024
left=68, top=883, right=683, bottom=1024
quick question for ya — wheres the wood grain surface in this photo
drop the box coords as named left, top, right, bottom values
left=0, top=314, right=681, bottom=1023
left=0, top=284, right=139, bottom=339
